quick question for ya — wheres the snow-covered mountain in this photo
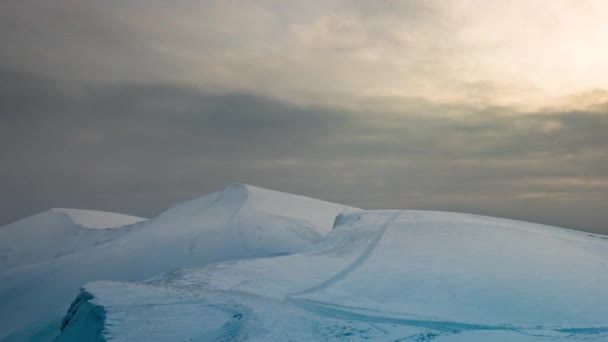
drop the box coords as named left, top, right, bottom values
left=0, top=208, right=146, bottom=272
left=0, top=184, right=355, bottom=339
left=56, top=210, right=608, bottom=341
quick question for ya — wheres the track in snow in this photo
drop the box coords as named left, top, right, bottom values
left=287, top=211, right=402, bottom=299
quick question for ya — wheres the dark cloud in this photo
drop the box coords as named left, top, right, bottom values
left=1, top=68, right=607, bottom=234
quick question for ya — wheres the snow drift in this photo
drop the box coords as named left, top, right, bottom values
left=0, top=184, right=355, bottom=339
left=58, top=210, right=608, bottom=341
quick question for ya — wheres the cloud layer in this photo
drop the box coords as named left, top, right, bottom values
left=1, top=68, right=607, bottom=233
left=2, top=0, right=608, bottom=109
left=1, top=1, right=607, bottom=233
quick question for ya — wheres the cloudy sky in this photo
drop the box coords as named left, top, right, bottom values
left=1, top=0, right=608, bottom=233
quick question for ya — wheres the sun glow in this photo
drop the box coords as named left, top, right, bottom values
left=441, top=0, right=608, bottom=108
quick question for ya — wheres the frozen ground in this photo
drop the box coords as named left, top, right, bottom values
left=54, top=210, right=608, bottom=341
left=0, top=184, right=354, bottom=339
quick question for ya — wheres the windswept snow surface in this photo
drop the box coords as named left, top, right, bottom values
left=57, top=210, right=608, bottom=341
left=0, top=184, right=355, bottom=339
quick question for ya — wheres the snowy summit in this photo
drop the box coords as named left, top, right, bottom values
left=2, top=184, right=608, bottom=341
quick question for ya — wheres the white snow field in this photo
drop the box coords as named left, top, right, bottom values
left=0, top=184, right=355, bottom=340
left=56, top=210, right=608, bottom=341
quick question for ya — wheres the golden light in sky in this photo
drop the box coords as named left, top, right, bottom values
left=148, top=0, right=608, bottom=111
left=3, top=0, right=607, bottom=111
left=442, top=0, right=608, bottom=108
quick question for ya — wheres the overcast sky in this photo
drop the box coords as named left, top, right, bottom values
left=1, top=0, right=608, bottom=234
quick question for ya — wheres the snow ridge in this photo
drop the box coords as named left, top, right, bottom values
left=50, top=208, right=146, bottom=229
left=0, top=184, right=355, bottom=339
left=0, top=209, right=146, bottom=272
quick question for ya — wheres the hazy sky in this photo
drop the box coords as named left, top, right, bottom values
left=1, top=0, right=608, bottom=233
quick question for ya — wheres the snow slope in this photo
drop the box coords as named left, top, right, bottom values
left=0, top=208, right=145, bottom=272
left=0, top=184, right=355, bottom=339
left=57, top=210, right=608, bottom=341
